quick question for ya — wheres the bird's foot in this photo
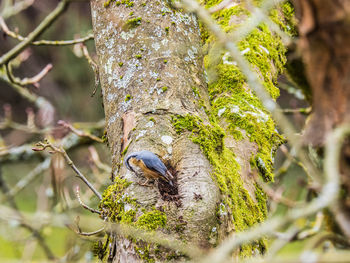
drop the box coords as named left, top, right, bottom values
left=137, top=179, right=153, bottom=187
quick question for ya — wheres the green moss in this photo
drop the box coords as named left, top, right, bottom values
left=99, top=176, right=168, bottom=261
left=161, top=86, right=168, bottom=92
left=171, top=0, right=291, bottom=256
left=125, top=94, right=132, bottom=101
left=165, top=27, right=169, bottom=34
left=104, top=0, right=133, bottom=8
left=163, top=59, right=168, bottom=63
left=156, top=78, right=161, bottom=81
left=125, top=17, right=142, bottom=28
left=119, top=62, right=124, bottom=67
left=269, top=1, right=297, bottom=36
left=129, top=11, right=134, bottom=16
left=172, top=115, right=266, bottom=240
left=135, top=210, right=167, bottom=231
left=135, top=54, right=142, bottom=59
left=149, top=117, right=156, bottom=123
left=99, top=177, right=136, bottom=223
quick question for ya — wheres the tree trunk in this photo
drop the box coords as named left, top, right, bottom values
left=90, top=0, right=289, bottom=261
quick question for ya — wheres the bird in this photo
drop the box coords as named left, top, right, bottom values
left=124, top=150, right=174, bottom=187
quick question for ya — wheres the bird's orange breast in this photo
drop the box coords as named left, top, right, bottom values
left=129, top=158, right=160, bottom=179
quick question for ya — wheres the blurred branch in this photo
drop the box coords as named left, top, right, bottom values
left=80, top=44, right=100, bottom=97
left=0, top=157, right=51, bottom=203
left=0, top=121, right=105, bottom=163
left=88, top=146, right=111, bottom=174
left=0, top=166, right=55, bottom=260
left=281, top=107, right=311, bottom=115
left=254, top=175, right=296, bottom=208
left=0, top=104, right=48, bottom=134
left=0, top=0, right=34, bottom=19
left=0, top=17, right=94, bottom=45
left=0, top=0, right=70, bottom=66
left=58, top=120, right=103, bottom=143
left=5, top=62, right=53, bottom=88
left=33, top=139, right=102, bottom=200
left=0, top=204, right=203, bottom=260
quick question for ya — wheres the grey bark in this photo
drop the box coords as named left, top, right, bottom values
left=91, top=0, right=220, bottom=261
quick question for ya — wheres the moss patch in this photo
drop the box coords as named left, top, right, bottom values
left=98, top=176, right=168, bottom=261
left=172, top=115, right=267, bottom=255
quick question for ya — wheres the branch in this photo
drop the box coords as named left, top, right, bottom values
left=0, top=166, right=55, bottom=259
left=75, top=186, right=101, bottom=214
left=33, top=139, right=102, bottom=200
left=0, top=0, right=70, bottom=66
left=0, top=158, right=51, bottom=203
left=79, top=44, right=100, bottom=96
left=0, top=17, right=94, bottom=46
left=58, top=120, right=103, bottom=143
left=0, top=0, right=34, bottom=19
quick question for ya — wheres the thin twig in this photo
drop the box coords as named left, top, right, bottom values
left=80, top=44, right=100, bottom=96
left=1, top=0, right=34, bottom=19
left=58, top=120, right=103, bottom=143
left=0, top=0, right=70, bottom=66
left=33, top=140, right=102, bottom=200
left=75, top=186, right=101, bottom=214
left=254, top=175, right=296, bottom=208
left=280, top=107, right=311, bottom=115
left=0, top=17, right=94, bottom=45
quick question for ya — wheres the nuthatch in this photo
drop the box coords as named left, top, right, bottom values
left=124, top=150, right=174, bottom=187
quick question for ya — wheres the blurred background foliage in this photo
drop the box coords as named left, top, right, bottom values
left=1, top=1, right=108, bottom=261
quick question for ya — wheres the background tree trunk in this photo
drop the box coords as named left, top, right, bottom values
left=90, top=0, right=289, bottom=261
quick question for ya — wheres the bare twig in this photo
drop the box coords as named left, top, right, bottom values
left=0, top=17, right=94, bottom=45
left=58, top=120, right=103, bottom=143
left=0, top=0, right=70, bottom=66
left=33, top=139, right=102, bottom=200
left=208, top=0, right=238, bottom=14
left=280, top=107, right=311, bottom=115
left=254, top=175, right=296, bottom=208
left=88, top=146, right=111, bottom=173
left=75, top=186, right=101, bottom=214
left=80, top=44, right=100, bottom=96
left=1, top=0, right=34, bottom=19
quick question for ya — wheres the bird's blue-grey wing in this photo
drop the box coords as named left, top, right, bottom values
left=141, top=153, right=167, bottom=176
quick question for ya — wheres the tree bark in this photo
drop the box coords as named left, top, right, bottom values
left=293, top=0, right=350, bottom=146
left=90, top=0, right=288, bottom=261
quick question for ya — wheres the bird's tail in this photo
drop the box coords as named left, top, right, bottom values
left=164, top=170, right=174, bottom=186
